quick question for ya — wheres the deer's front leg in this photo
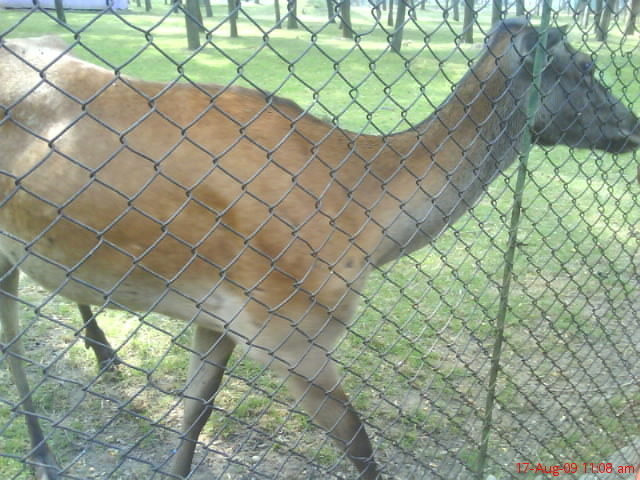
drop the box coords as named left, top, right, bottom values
left=171, top=326, right=236, bottom=478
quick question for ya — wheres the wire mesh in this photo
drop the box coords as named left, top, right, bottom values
left=0, top=0, right=639, bottom=479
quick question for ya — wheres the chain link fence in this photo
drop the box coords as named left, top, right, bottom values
left=1, top=0, right=639, bottom=479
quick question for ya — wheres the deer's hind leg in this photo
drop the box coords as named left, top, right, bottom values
left=246, top=314, right=380, bottom=480
left=77, top=304, right=120, bottom=371
left=0, top=256, right=59, bottom=480
left=283, top=357, right=379, bottom=479
left=171, top=325, right=236, bottom=478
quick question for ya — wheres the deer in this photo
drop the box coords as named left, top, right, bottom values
left=0, top=18, right=638, bottom=480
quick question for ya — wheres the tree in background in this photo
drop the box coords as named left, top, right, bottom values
left=626, top=0, right=639, bottom=34
left=491, top=0, right=502, bottom=26
left=574, top=0, right=588, bottom=25
left=326, top=0, right=336, bottom=22
left=371, top=0, right=382, bottom=20
left=463, top=0, right=475, bottom=43
left=288, top=0, right=298, bottom=28
left=275, top=0, right=281, bottom=24
left=341, top=0, right=354, bottom=38
left=391, top=0, right=407, bottom=51
left=54, top=0, right=66, bottom=23
left=184, top=0, right=201, bottom=48
left=595, top=0, right=617, bottom=41
left=452, top=0, right=460, bottom=21
left=176, top=0, right=640, bottom=50
left=592, top=0, right=604, bottom=33
left=203, top=0, right=213, bottom=17
left=228, top=0, right=239, bottom=37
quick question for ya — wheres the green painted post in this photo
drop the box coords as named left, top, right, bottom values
left=475, top=3, right=554, bottom=479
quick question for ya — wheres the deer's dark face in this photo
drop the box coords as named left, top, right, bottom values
left=529, top=33, right=640, bottom=153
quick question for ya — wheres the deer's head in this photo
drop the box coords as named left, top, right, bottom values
left=511, top=24, right=640, bottom=153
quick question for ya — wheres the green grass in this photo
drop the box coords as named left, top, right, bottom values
left=1, top=2, right=640, bottom=479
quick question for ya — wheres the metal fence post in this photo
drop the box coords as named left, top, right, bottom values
left=475, top=3, right=554, bottom=479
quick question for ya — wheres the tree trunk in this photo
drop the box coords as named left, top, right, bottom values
left=228, top=0, right=239, bottom=37
left=54, top=0, right=66, bottom=22
left=387, top=0, right=394, bottom=26
left=184, top=0, right=201, bottom=49
left=462, top=0, right=475, bottom=44
left=195, top=0, right=205, bottom=31
left=593, top=0, right=604, bottom=33
left=625, top=0, right=639, bottom=34
left=287, top=0, right=298, bottom=29
left=275, top=0, right=282, bottom=25
left=515, top=0, right=524, bottom=15
left=391, top=0, right=407, bottom=51
left=453, top=0, right=460, bottom=21
left=326, top=0, right=336, bottom=22
left=596, top=0, right=616, bottom=40
left=341, top=0, right=353, bottom=38
left=582, top=0, right=592, bottom=27
left=574, top=0, right=587, bottom=23
left=203, top=0, right=213, bottom=17
left=491, top=0, right=502, bottom=25
left=371, top=0, right=382, bottom=20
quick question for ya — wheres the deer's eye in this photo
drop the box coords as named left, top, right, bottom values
left=581, top=61, right=594, bottom=74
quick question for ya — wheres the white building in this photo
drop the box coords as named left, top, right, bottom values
left=0, top=0, right=128, bottom=10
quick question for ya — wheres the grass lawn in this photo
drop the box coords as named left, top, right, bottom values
left=1, top=2, right=639, bottom=479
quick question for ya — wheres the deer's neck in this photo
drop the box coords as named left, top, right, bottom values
left=368, top=52, right=531, bottom=265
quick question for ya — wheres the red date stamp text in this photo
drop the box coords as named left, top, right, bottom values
left=516, top=462, right=638, bottom=477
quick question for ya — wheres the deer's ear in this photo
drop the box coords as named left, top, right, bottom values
left=546, top=27, right=566, bottom=50
left=514, top=29, right=539, bottom=58
left=515, top=26, right=566, bottom=64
